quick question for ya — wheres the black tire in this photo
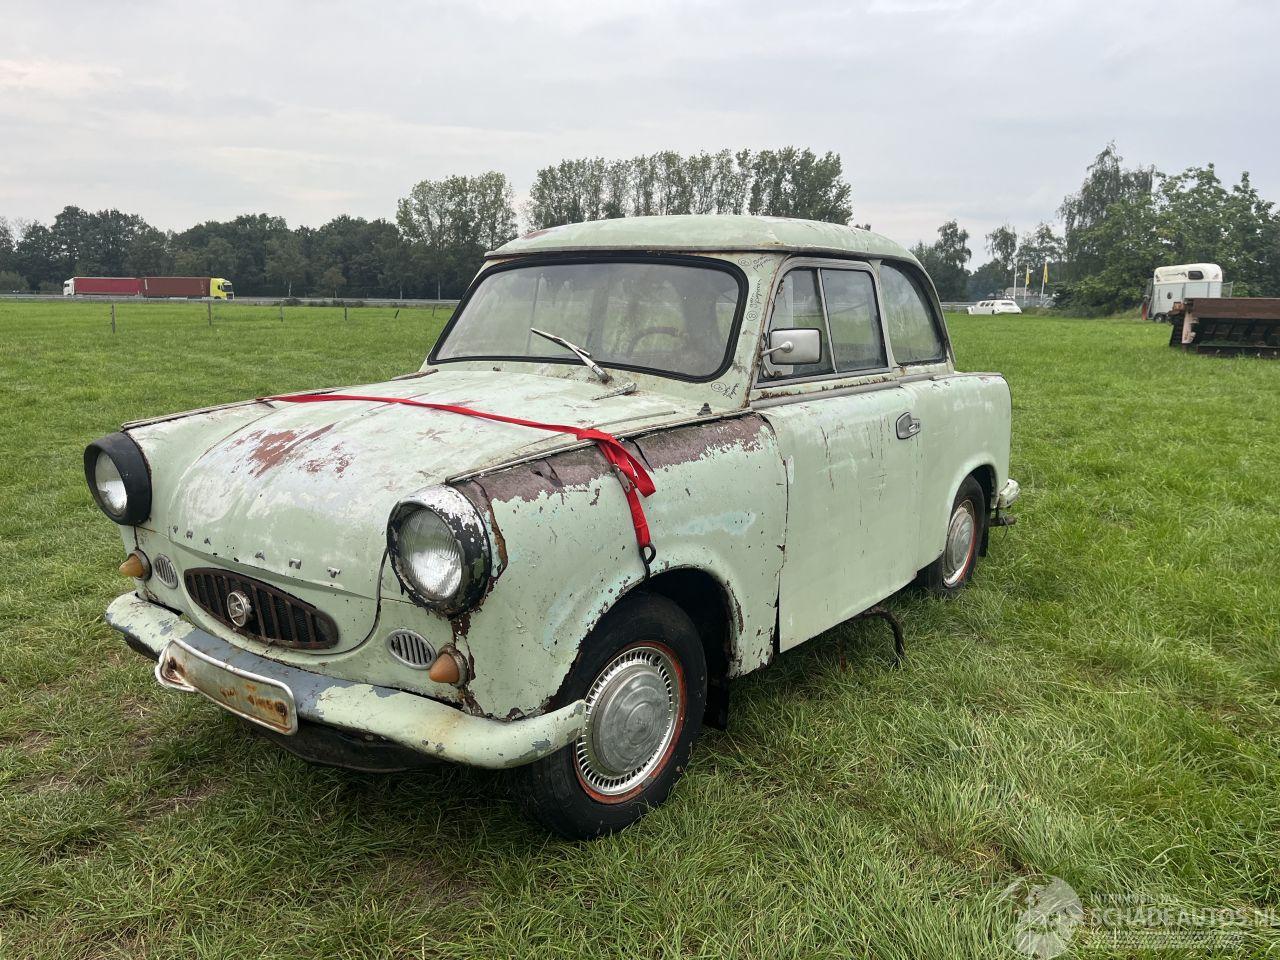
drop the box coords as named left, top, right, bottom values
left=918, top=476, right=987, bottom=598
left=513, top=593, right=706, bottom=840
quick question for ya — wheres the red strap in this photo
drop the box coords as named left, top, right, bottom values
left=262, top=392, right=656, bottom=558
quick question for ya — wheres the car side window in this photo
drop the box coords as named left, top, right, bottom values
left=880, top=262, right=945, bottom=364
left=765, top=269, right=833, bottom=378
left=820, top=269, right=886, bottom=372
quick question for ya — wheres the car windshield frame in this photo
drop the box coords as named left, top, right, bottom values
left=428, top=253, right=749, bottom=383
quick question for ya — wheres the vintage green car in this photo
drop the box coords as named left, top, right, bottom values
left=89, top=215, right=1018, bottom=838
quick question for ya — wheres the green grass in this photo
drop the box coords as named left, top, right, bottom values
left=2, top=300, right=1278, bottom=958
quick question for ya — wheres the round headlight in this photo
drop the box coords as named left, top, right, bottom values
left=84, top=432, right=152, bottom=525
left=389, top=487, right=491, bottom=615
left=93, top=452, right=128, bottom=514
left=399, top=508, right=464, bottom=601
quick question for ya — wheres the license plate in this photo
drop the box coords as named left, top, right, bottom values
left=156, top=639, right=298, bottom=735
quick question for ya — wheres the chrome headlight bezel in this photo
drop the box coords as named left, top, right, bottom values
left=387, top=486, right=491, bottom=616
left=84, top=432, right=152, bottom=526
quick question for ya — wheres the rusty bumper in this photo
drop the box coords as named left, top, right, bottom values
left=104, top=592, right=586, bottom=769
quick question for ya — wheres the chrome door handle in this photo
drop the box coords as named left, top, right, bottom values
left=895, top=412, right=921, bottom=439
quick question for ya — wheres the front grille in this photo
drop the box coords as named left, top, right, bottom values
left=184, top=568, right=339, bottom=650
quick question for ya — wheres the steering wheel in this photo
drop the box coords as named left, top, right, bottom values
left=623, top=324, right=687, bottom=355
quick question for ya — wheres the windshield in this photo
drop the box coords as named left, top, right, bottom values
left=433, top=260, right=743, bottom=380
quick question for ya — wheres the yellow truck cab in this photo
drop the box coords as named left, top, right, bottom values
left=210, top=278, right=235, bottom=299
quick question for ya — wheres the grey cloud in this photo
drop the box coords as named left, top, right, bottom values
left=2, top=0, right=1277, bottom=252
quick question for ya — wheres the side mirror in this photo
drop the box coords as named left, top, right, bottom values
left=762, top=327, right=822, bottom=366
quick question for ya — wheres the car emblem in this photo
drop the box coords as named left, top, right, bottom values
left=226, top=590, right=253, bottom=627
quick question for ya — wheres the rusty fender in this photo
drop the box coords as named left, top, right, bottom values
left=446, top=413, right=788, bottom=719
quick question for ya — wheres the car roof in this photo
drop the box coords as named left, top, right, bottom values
left=489, top=214, right=919, bottom=264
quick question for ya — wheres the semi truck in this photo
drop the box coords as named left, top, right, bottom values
left=62, top=277, right=234, bottom=299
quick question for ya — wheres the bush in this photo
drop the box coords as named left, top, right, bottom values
left=1053, top=277, right=1141, bottom=316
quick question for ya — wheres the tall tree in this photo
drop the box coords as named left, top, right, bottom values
left=913, top=220, right=971, bottom=300
left=396, top=172, right=518, bottom=297
left=985, top=223, right=1018, bottom=276
left=746, top=148, right=852, bottom=223
left=1059, top=142, right=1155, bottom=280
left=265, top=232, right=307, bottom=296
left=1016, top=223, right=1064, bottom=277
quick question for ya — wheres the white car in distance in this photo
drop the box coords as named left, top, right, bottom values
left=967, top=299, right=1022, bottom=315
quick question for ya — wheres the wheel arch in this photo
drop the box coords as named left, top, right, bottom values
left=628, top=567, right=737, bottom=730
left=962, top=463, right=996, bottom=556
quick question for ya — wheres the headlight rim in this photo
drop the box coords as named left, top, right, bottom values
left=388, top=486, right=491, bottom=616
left=84, top=432, right=152, bottom=526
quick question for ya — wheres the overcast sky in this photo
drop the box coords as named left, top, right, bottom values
left=3, top=0, right=1278, bottom=253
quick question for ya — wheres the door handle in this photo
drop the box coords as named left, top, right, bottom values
left=895, top=412, right=921, bottom=439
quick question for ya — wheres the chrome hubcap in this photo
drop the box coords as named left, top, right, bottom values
left=575, top=644, right=681, bottom=797
left=942, top=500, right=977, bottom=587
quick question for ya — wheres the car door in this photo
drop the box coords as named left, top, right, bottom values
left=753, top=262, right=921, bottom=650
left=878, top=260, right=969, bottom=572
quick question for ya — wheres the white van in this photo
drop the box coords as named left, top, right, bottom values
left=967, top=299, right=1022, bottom=315
left=1145, top=263, right=1223, bottom=320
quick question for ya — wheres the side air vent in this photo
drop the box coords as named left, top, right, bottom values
left=153, top=554, right=179, bottom=589
left=386, top=630, right=435, bottom=669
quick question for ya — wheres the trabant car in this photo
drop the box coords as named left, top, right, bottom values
left=89, top=215, right=1019, bottom=838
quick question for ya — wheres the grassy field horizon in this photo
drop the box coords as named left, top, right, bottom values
left=2, top=300, right=1277, bottom=958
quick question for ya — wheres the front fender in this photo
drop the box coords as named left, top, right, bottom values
left=448, top=415, right=787, bottom=718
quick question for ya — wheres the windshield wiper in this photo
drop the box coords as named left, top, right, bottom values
left=530, top=327, right=611, bottom=383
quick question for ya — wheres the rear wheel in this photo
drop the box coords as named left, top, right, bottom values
left=918, top=476, right=986, bottom=597
left=513, top=593, right=706, bottom=840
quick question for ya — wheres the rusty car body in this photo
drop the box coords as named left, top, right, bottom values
left=90, top=215, right=1018, bottom=837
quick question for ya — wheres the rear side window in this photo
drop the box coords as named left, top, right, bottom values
left=820, top=269, right=886, bottom=372
left=880, top=263, right=945, bottom=364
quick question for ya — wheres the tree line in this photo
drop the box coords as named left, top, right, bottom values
left=2, top=142, right=1277, bottom=310
left=0, top=147, right=852, bottom=299
left=915, top=143, right=1280, bottom=309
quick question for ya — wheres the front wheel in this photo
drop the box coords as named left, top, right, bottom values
left=918, top=476, right=987, bottom=597
left=513, top=593, right=706, bottom=839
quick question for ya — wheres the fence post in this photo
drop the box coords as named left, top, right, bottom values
left=207, top=301, right=212, bottom=327
left=111, top=302, right=116, bottom=334
left=344, top=305, right=349, bottom=323
left=394, top=309, right=400, bottom=320
left=280, top=303, right=284, bottom=322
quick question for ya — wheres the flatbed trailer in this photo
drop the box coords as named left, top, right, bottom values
left=1168, top=297, right=1280, bottom=357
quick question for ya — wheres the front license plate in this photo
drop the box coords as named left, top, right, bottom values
left=156, top=639, right=298, bottom=735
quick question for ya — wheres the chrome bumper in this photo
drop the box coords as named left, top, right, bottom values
left=105, top=592, right=585, bottom=769
left=993, top=478, right=1020, bottom=526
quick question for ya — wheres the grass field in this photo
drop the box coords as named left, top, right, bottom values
left=2, top=299, right=1278, bottom=958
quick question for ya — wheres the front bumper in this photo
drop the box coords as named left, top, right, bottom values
left=992, top=478, right=1020, bottom=526
left=105, top=592, right=585, bottom=769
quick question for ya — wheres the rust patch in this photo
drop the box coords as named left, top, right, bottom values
left=476, top=446, right=612, bottom=505
left=634, top=414, right=767, bottom=470
left=234, top=424, right=335, bottom=477
left=303, top=442, right=353, bottom=476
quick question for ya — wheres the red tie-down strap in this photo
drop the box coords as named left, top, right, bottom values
left=262, top=393, right=658, bottom=566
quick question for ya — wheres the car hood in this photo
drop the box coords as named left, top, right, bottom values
left=156, top=369, right=689, bottom=603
